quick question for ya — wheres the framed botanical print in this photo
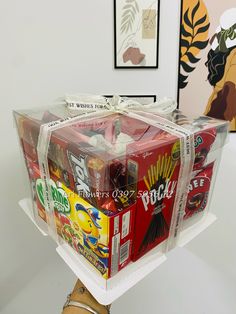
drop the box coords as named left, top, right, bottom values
left=114, top=0, right=160, bottom=68
left=178, top=0, right=236, bottom=132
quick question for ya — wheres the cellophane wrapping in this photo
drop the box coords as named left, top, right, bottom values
left=13, top=96, right=229, bottom=279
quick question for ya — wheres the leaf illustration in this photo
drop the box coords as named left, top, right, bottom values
left=183, top=9, right=192, bottom=28
left=121, top=21, right=132, bottom=33
left=192, top=40, right=209, bottom=49
left=191, top=1, right=200, bottom=22
left=179, top=80, right=188, bottom=89
left=186, top=52, right=200, bottom=63
left=179, top=0, right=210, bottom=89
left=179, top=73, right=188, bottom=81
left=194, top=14, right=207, bottom=27
left=181, top=38, right=190, bottom=48
left=180, top=61, right=195, bottom=73
left=179, top=74, right=189, bottom=88
left=123, top=4, right=133, bottom=10
left=197, top=23, right=210, bottom=34
left=181, top=25, right=192, bottom=38
left=130, top=9, right=135, bottom=19
left=122, top=14, right=131, bottom=22
left=120, top=0, right=139, bottom=34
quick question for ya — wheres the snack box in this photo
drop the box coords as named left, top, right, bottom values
left=26, top=159, right=135, bottom=279
left=170, top=113, right=229, bottom=227
left=184, top=162, right=214, bottom=220
left=127, top=134, right=181, bottom=261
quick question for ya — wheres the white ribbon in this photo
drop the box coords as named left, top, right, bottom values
left=65, top=94, right=177, bottom=116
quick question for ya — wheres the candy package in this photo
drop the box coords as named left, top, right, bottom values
left=14, top=95, right=229, bottom=279
left=27, top=159, right=135, bottom=279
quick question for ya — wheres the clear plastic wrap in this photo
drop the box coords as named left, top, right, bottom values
left=13, top=95, right=229, bottom=280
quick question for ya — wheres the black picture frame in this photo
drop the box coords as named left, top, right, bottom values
left=114, top=0, right=160, bottom=69
left=177, top=0, right=184, bottom=106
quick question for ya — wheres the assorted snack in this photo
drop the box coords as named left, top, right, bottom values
left=14, top=97, right=228, bottom=279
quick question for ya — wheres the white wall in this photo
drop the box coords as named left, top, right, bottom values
left=0, top=0, right=181, bottom=311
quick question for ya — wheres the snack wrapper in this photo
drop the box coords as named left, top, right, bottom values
left=184, top=163, right=214, bottom=220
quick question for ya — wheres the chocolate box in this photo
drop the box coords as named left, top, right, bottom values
left=127, top=133, right=181, bottom=261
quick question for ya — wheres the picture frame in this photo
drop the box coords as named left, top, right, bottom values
left=114, top=0, right=160, bottom=68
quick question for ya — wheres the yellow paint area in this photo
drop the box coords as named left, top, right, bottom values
left=181, top=0, right=210, bottom=61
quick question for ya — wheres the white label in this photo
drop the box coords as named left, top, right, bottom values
left=121, top=211, right=130, bottom=239
left=111, top=233, right=120, bottom=276
left=114, top=216, right=119, bottom=235
left=120, top=240, right=130, bottom=265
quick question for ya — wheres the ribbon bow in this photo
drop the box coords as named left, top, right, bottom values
left=65, top=94, right=177, bottom=117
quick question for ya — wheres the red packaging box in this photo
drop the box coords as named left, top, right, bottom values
left=127, top=134, right=181, bottom=261
left=184, top=162, right=214, bottom=220
left=26, top=159, right=136, bottom=279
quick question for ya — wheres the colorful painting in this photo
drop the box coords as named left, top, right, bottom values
left=114, top=0, right=160, bottom=68
left=178, top=0, right=236, bottom=132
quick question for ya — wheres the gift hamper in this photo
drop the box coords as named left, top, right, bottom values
left=14, top=95, right=229, bottom=280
